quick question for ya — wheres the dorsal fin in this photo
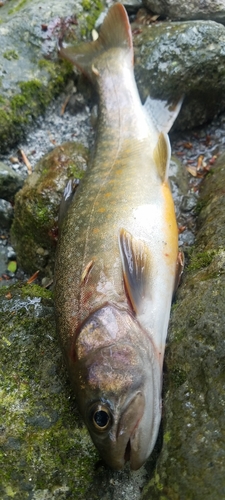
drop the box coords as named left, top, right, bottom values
left=118, top=228, right=152, bottom=316
left=59, top=4, right=133, bottom=81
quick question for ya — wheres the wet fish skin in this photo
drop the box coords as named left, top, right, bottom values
left=55, top=3, right=180, bottom=470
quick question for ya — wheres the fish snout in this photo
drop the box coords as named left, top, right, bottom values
left=114, top=391, right=146, bottom=469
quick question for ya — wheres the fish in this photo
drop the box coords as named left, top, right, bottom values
left=54, top=3, right=183, bottom=470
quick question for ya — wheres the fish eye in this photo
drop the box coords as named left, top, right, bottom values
left=89, top=404, right=112, bottom=431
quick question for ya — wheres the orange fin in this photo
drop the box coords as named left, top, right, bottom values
left=118, top=228, right=152, bottom=315
left=59, top=4, right=133, bottom=81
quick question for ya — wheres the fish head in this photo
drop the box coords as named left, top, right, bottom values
left=70, top=305, right=162, bottom=470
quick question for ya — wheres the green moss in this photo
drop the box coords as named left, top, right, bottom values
left=195, top=198, right=208, bottom=215
left=0, top=60, right=72, bottom=154
left=69, top=162, right=85, bottom=179
left=170, top=367, right=187, bottom=388
left=10, top=93, right=27, bottom=111
left=172, top=327, right=186, bottom=342
left=188, top=250, right=216, bottom=271
left=20, top=284, right=53, bottom=301
left=8, top=0, right=28, bottom=15
left=82, top=0, right=92, bottom=10
left=3, top=50, right=19, bottom=60
left=164, top=431, right=171, bottom=444
left=79, top=0, right=104, bottom=36
left=34, top=202, right=50, bottom=226
left=0, top=285, right=99, bottom=498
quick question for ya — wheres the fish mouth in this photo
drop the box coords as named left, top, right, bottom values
left=117, top=392, right=145, bottom=470
left=124, top=439, right=131, bottom=463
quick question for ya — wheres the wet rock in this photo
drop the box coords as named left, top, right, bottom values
left=141, top=153, right=225, bottom=499
left=121, top=0, right=143, bottom=10
left=6, top=245, right=16, bottom=261
left=169, top=156, right=189, bottom=216
left=133, top=19, right=225, bottom=129
left=143, top=0, right=225, bottom=24
left=0, top=199, right=14, bottom=229
left=180, top=192, right=198, bottom=212
left=10, top=141, right=88, bottom=278
left=0, top=162, right=24, bottom=201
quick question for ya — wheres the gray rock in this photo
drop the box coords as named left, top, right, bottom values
left=141, top=153, right=225, bottom=500
left=0, top=162, right=24, bottom=201
left=143, top=0, right=225, bottom=24
left=6, top=245, right=16, bottom=260
left=133, top=19, right=225, bottom=129
left=0, top=199, right=14, bottom=229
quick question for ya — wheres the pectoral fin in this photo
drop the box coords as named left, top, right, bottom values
left=118, top=229, right=152, bottom=315
left=58, top=179, right=80, bottom=228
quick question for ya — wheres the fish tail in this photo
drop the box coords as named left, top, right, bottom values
left=59, top=4, right=133, bottom=81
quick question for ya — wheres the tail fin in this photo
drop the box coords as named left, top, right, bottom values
left=59, top=3, right=133, bottom=81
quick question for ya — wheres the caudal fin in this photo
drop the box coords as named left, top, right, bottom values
left=59, top=3, right=133, bottom=80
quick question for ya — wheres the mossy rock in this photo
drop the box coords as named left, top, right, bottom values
left=0, top=0, right=106, bottom=153
left=10, top=142, right=88, bottom=278
left=0, top=283, right=99, bottom=500
left=141, top=154, right=225, bottom=499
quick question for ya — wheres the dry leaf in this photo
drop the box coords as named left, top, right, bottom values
left=209, top=155, right=217, bottom=165
left=186, top=165, right=197, bottom=177
left=183, top=142, right=193, bottom=149
left=196, top=154, right=204, bottom=171
left=27, top=270, right=40, bottom=284
left=20, top=149, right=32, bottom=175
left=60, top=94, right=72, bottom=116
left=9, top=156, right=19, bottom=164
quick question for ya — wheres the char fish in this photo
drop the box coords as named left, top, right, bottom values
left=54, top=3, right=183, bottom=470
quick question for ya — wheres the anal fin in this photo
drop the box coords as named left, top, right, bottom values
left=144, top=95, right=184, bottom=134
left=153, top=131, right=171, bottom=181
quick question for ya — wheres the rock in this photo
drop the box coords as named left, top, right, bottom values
left=6, top=245, right=16, bottom=261
left=169, top=156, right=189, bottom=216
left=120, top=0, right=143, bottom=10
left=0, top=0, right=106, bottom=153
left=0, top=162, right=24, bottom=201
left=10, top=142, right=89, bottom=278
left=141, top=153, right=225, bottom=499
left=133, top=19, right=225, bottom=129
left=143, top=0, right=225, bottom=24
left=0, top=199, right=14, bottom=229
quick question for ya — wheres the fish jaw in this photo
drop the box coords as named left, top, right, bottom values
left=71, top=306, right=162, bottom=470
